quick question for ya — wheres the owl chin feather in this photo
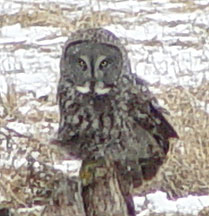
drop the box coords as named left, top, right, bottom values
left=75, top=81, right=111, bottom=95
left=76, top=86, right=111, bottom=95
left=76, top=86, right=90, bottom=94
left=94, top=87, right=111, bottom=95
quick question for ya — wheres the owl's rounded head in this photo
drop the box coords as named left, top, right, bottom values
left=60, top=28, right=130, bottom=95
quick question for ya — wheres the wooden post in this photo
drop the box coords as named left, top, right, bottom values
left=80, top=158, right=135, bottom=216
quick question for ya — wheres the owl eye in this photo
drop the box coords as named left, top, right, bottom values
left=99, top=59, right=110, bottom=69
left=78, top=58, right=87, bottom=71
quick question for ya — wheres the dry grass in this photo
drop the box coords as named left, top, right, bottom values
left=159, top=82, right=209, bottom=199
left=1, top=69, right=208, bottom=216
left=133, top=82, right=209, bottom=199
left=0, top=3, right=119, bottom=35
left=0, top=1, right=209, bottom=215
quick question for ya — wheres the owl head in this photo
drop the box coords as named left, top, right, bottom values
left=60, top=28, right=131, bottom=95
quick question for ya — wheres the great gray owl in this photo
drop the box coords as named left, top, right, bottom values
left=57, top=28, right=178, bottom=209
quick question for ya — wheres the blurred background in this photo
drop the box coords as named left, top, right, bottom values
left=0, top=0, right=209, bottom=215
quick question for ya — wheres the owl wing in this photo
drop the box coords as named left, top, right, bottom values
left=133, top=76, right=178, bottom=154
left=125, top=78, right=178, bottom=182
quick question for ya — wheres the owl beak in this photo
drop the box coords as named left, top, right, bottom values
left=75, top=81, right=111, bottom=95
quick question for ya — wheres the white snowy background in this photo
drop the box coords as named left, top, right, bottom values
left=0, top=0, right=209, bottom=215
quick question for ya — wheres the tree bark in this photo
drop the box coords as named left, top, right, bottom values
left=80, top=158, right=135, bottom=216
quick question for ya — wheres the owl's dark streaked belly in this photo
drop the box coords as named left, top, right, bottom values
left=58, top=92, right=167, bottom=186
left=58, top=94, right=121, bottom=156
left=58, top=93, right=164, bottom=167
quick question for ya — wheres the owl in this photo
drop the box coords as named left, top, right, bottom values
left=57, top=28, right=178, bottom=212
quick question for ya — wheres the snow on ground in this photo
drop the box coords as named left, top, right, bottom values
left=0, top=22, right=208, bottom=96
left=134, top=192, right=209, bottom=215
left=138, top=192, right=209, bottom=215
left=0, top=0, right=209, bottom=215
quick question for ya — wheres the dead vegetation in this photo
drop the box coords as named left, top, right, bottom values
left=1, top=75, right=208, bottom=216
left=133, top=82, right=209, bottom=200
left=0, top=1, right=209, bottom=215
left=0, top=3, right=119, bottom=35
left=159, top=83, right=209, bottom=199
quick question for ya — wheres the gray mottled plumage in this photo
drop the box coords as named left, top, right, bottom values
left=57, top=28, right=178, bottom=190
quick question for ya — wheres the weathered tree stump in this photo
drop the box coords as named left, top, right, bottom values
left=80, top=158, right=134, bottom=216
